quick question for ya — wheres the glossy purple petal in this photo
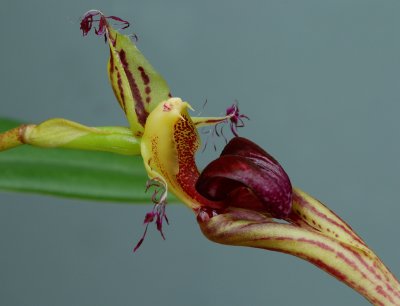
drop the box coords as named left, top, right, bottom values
left=196, top=137, right=292, bottom=218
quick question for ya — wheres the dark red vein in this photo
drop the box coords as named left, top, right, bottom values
left=293, top=192, right=364, bottom=244
left=118, top=50, right=148, bottom=126
left=116, top=69, right=126, bottom=113
left=138, top=66, right=150, bottom=85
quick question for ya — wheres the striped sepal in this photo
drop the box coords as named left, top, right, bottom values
left=106, top=27, right=171, bottom=135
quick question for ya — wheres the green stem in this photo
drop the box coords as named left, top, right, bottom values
left=0, top=119, right=141, bottom=155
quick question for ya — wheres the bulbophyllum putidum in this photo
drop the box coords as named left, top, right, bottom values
left=0, top=10, right=399, bottom=306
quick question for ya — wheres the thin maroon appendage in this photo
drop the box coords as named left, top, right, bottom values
left=202, top=102, right=249, bottom=152
left=80, top=10, right=130, bottom=37
left=225, top=102, right=250, bottom=137
left=133, top=179, right=169, bottom=252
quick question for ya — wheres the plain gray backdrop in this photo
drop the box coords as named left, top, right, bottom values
left=1, top=1, right=400, bottom=305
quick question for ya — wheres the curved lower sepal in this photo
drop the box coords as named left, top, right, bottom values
left=199, top=208, right=400, bottom=306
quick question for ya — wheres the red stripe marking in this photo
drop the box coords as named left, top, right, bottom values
left=138, top=66, right=150, bottom=85
left=245, top=222, right=398, bottom=303
left=347, top=246, right=400, bottom=299
left=109, top=53, right=126, bottom=113
left=350, top=247, right=382, bottom=281
left=376, top=285, right=396, bottom=304
left=118, top=50, right=148, bottom=126
left=339, top=240, right=399, bottom=303
left=255, top=245, right=349, bottom=283
left=251, top=235, right=374, bottom=283
left=109, top=50, right=115, bottom=74
left=293, top=192, right=365, bottom=244
left=244, top=234, right=396, bottom=304
left=116, top=69, right=126, bottom=112
left=297, top=237, right=335, bottom=252
left=302, top=235, right=397, bottom=303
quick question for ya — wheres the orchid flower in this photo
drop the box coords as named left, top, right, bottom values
left=0, top=10, right=399, bottom=305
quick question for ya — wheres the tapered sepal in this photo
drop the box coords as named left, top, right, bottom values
left=81, top=10, right=171, bottom=136
left=198, top=208, right=400, bottom=306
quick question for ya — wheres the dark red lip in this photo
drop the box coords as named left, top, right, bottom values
left=196, top=137, right=292, bottom=219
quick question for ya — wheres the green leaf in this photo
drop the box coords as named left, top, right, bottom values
left=0, top=118, right=155, bottom=203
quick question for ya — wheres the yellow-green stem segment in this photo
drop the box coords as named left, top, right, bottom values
left=0, top=118, right=141, bottom=155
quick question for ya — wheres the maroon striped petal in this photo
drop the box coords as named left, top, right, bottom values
left=196, top=137, right=292, bottom=218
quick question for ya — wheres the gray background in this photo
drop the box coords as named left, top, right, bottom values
left=1, top=1, right=400, bottom=305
